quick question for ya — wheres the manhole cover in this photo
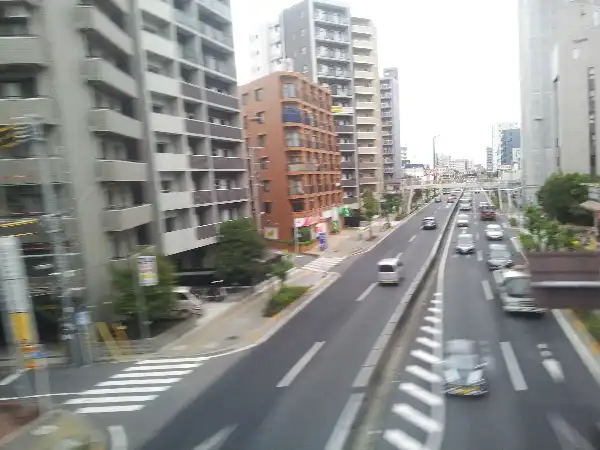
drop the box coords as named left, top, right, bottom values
left=225, top=336, right=239, bottom=341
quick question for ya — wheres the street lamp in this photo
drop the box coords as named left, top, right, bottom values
left=432, top=134, right=441, bottom=182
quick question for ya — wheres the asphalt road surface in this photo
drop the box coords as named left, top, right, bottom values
left=142, top=201, right=455, bottom=450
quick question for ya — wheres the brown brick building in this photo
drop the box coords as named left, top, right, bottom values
left=241, top=72, right=343, bottom=251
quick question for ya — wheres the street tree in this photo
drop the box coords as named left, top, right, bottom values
left=381, top=193, right=402, bottom=222
left=215, top=218, right=267, bottom=285
left=361, top=189, right=378, bottom=220
left=112, top=251, right=177, bottom=321
left=537, top=173, right=595, bottom=225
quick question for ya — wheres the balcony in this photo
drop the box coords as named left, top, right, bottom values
left=335, top=124, right=354, bottom=134
left=0, top=98, right=58, bottom=125
left=186, top=119, right=208, bottom=135
left=216, top=188, right=248, bottom=203
left=209, top=123, right=243, bottom=140
left=332, top=90, right=353, bottom=98
left=103, top=204, right=153, bottom=232
left=96, top=160, right=147, bottom=182
left=147, top=72, right=180, bottom=98
left=358, top=147, right=378, bottom=154
left=352, top=54, right=375, bottom=64
left=205, top=88, right=240, bottom=110
left=160, top=192, right=193, bottom=210
left=0, top=158, right=68, bottom=185
left=316, top=33, right=349, bottom=44
left=318, top=70, right=351, bottom=79
left=75, top=5, right=134, bottom=55
left=142, top=31, right=177, bottom=59
left=317, top=51, right=350, bottom=62
left=339, top=143, right=355, bottom=151
left=355, top=101, right=376, bottom=109
left=360, top=161, right=379, bottom=169
left=288, top=163, right=319, bottom=172
left=212, top=156, right=246, bottom=170
left=203, top=58, right=235, bottom=80
left=196, top=223, right=218, bottom=241
left=357, top=116, right=377, bottom=125
left=289, top=186, right=308, bottom=196
left=343, top=197, right=358, bottom=205
left=190, top=155, right=210, bottom=170
left=341, top=179, right=357, bottom=187
left=0, top=36, right=48, bottom=66
left=354, top=71, right=375, bottom=79
left=341, top=161, right=355, bottom=169
left=155, top=153, right=188, bottom=171
left=199, top=23, right=234, bottom=49
left=360, top=177, right=378, bottom=184
left=352, top=40, right=373, bottom=49
left=354, top=85, right=373, bottom=95
left=193, top=190, right=213, bottom=204
left=315, top=13, right=349, bottom=26
left=89, top=109, right=142, bottom=140
left=164, top=228, right=199, bottom=255
left=141, top=0, right=171, bottom=18
left=357, top=131, right=377, bottom=140
left=197, top=0, right=231, bottom=20
left=151, top=113, right=185, bottom=134
left=381, top=83, right=391, bottom=90
left=83, top=58, right=137, bottom=98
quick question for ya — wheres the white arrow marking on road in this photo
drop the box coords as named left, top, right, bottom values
left=392, top=403, right=442, bottom=433
left=108, top=425, right=128, bottom=450
left=424, top=316, right=441, bottom=324
left=193, top=425, right=237, bottom=450
left=399, top=383, right=442, bottom=406
left=416, top=337, right=440, bottom=349
left=477, top=250, right=483, bottom=262
left=411, top=350, right=440, bottom=365
left=383, top=429, right=426, bottom=450
left=421, top=326, right=440, bottom=335
left=406, top=365, right=442, bottom=383
left=542, top=359, right=565, bottom=382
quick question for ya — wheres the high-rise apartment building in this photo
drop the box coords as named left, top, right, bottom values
left=491, top=122, right=518, bottom=171
left=380, top=68, right=402, bottom=182
left=241, top=72, right=342, bottom=248
left=486, top=147, right=494, bottom=172
left=499, top=128, right=521, bottom=167
left=0, top=0, right=246, bottom=306
left=249, top=21, right=293, bottom=80
left=351, top=17, right=383, bottom=199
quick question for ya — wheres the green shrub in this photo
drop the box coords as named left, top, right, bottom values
left=263, top=285, right=310, bottom=317
left=509, top=217, right=518, bottom=227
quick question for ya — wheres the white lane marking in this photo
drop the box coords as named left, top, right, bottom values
left=421, top=326, right=440, bottom=335
left=475, top=232, right=480, bottom=240
left=543, top=359, right=565, bottom=382
left=108, top=425, right=128, bottom=450
left=541, top=350, right=553, bottom=358
left=481, top=280, right=493, bottom=301
left=406, top=365, right=442, bottom=383
left=65, top=395, right=158, bottom=405
left=112, top=371, right=192, bottom=379
left=477, top=250, right=483, bottom=262
left=277, top=341, right=325, bottom=387
left=193, top=425, right=238, bottom=450
left=383, top=429, right=426, bottom=450
left=123, top=363, right=200, bottom=372
left=80, top=387, right=171, bottom=395
left=395, top=252, right=403, bottom=259
left=76, top=405, right=144, bottom=414
left=424, top=316, right=441, bottom=324
left=137, top=357, right=208, bottom=364
left=409, top=235, right=416, bottom=243
left=324, top=393, right=365, bottom=450
left=399, top=383, right=442, bottom=406
left=356, top=283, right=377, bottom=302
left=428, top=307, right=442, bottom=314
left=0, top=370, right=24, bottom=386
left=500, top=342, right=528, bottom=391
left=96, top=378, right=181, bottom=386
left=410, top=349, right=440, bottom=365
left=392, top=403, right=442, bottom=433
left=416, top=336, right=440, bottom=349
left=548, top=413, right=595, bottom=450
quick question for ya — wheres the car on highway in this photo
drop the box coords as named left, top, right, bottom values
left=377, top=258, right=404, bottom=285
left=478, top=201, right=490, bottom=212
left=422, top=216, right=437, bottom=230
left=487, top=243, right=514, bottom=271
left=443, top=339, right=488, bottom=396
left=459, top=200, right=472, bottom=211
left=456, top=232, right=475, bottom=254
left=434, top=195, right=442, bottom=203
left=457, top=214, right=469, bottom=227
left=485, top=224, right=504, bottom=240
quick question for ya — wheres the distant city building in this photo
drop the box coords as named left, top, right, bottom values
left=492, top=122, right=519, bottom=171
left=500, top=128, right=521, bottom=167
left=486, top=147, right=494, bottom=172
left=451, top=159, right=469, bottom=173
left=380, top=68, right=402, bottom=181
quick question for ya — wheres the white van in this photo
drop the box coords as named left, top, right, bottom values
left=170, top=286, right=204, bottom=319
left=378, top=258, right=404, bottom=285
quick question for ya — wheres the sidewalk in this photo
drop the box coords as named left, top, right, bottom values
left=157, top=268, right=334, bottom=357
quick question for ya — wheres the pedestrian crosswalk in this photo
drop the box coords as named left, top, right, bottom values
left=63, top=357, right=206, bottom=414
left=301, top=257, right=345, bottom=273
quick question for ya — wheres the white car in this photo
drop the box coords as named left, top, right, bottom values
left=485, top=224, right=504, bottom=240
left=457, top=214, right=469, bottom=227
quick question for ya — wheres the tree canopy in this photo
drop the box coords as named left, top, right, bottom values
left=381, top=193, right=402, bottom=218
left=215, top=218, right=267, bottom=285
left=537, top=173, right=594, bottom=225
left=361, top=190, right=378, bottom=220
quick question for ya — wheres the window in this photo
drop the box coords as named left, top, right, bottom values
left=242, top=93, right=248, bottom=105
left=263, top=180, right=271, bottom=192
left=152, top=103, right=164, bottom=113
left=301, top=46, right=307, bottom=55
left=156, top=142, right=167, bottom=153
left=255, top=88, right=264, bottom=101
left=165, top=217, right=176, bottom=233
left=160, top=181, right=171, bottom=193
left=285, top=132, right=301, bottom=147
left=258, top=134, right=266, bottom=147
left=260, top=158, right=269, bottom=169
left=255, top=111, right=265, bottom=123
left=282, top=83, right=297, bottom=98
left=300, top=28, right=306, bottom=36
left=263, top=202, right=272, bottom=213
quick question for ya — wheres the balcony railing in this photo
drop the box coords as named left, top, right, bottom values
left=288, top=163, right=319, bottom=172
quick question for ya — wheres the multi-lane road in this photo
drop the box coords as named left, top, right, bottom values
left=142, top=201, right=455, bottom=450
left=374, top=192, right=600, bottom=450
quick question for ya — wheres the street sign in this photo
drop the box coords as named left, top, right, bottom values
left=137, top=255, right=158, bottom=287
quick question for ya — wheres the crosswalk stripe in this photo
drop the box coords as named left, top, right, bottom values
left=96, top=378, right=181, bottom=386
left=420, top=326, right=440, bottom=335
left=137, top=357, right=208, bottom=364
left=406, top=365, right=441, bottom=383
left=80, top=387, right=171, bottom=395
left=111, top=370, right=192, bottom=379
left=65, top=395, right=158, bottom=405
left=424, top=316, right=441, bottom=324
left=123, top=363, right=200, bottom=372
left=392, top=403, right=442, bottom=433
left=416, top=337, right=440, bottom=349
left=410, top=349, right=440, bottom=365
left=383, top=429, right=425, bottom=450
left=399, top=383, right=442, bottom=406
left=302, top=257, right=345, bottom=273
left=75, top=405, right=144, bottom=414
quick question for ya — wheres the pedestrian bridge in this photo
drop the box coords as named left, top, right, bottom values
left=384, top=180, right=513, bottom=190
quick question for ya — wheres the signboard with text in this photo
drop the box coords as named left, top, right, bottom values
left=137, top=256, right=158, bottom=287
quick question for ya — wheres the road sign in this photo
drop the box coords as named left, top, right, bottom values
left=137, top=255, right=158, bottom=287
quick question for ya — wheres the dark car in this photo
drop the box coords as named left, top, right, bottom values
left=443, top=339, right=488, bottom=396
left=487, top=243, right=514, bottom=271
left=422, top=217, right=437, bottom=230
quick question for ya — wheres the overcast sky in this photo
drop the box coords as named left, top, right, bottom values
left=232, top=0, right=521, bottom=165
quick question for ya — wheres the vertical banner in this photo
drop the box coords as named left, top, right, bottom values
left=137, top=255, right=158, bottom=287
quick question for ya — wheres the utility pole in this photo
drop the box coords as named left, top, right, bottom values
left=23, top=116, right=88, bottom=366
left=432, top=134, right=440, bottom=183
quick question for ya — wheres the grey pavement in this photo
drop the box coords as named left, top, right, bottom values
left=140, top=201, right=454, bottom=450
left=371, top=192, right=600, bottom=450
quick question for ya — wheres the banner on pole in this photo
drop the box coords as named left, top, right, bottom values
left=137, top=256, right=158, bottom=287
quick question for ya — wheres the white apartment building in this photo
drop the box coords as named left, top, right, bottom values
left=450, top=159, right=469, bottom=173
left=249, top=21, right=293, bottom=81
left=352, top=17, right=383, bottom=199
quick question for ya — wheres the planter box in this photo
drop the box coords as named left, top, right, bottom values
left=527, top=251, right=600, bottom=309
